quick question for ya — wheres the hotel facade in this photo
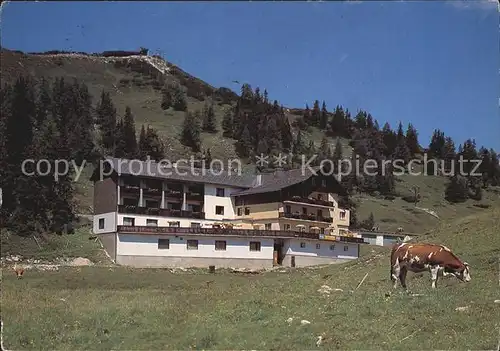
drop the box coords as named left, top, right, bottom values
left=91, top=157, right=365, bottom=269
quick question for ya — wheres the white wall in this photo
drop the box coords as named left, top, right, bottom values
left=117, top=234, right=274, bottom=259
left=93, top=212, right=117, bottom=234
left=203, top=184, right=240, bottom=220
left=283, top=238, right=359, bottom=259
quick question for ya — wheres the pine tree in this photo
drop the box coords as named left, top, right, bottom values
left=319, top=101, right=328, bottom=129
left=221, top=107, right=233, bottom=138
left=381, top=122, right=397, bottom=157
left=235, top=126, right=253, bottom=158
left=171, top=83, right=187, bottom=111
left=122, top=106, right=138, bottom=159
left=445, top=175, right=469, bottom=203
left=96, top=90, right=117, bottom=154
left=310, top=100, right=321, bottom=126
left=202, top=101, right=217, bottom=133
left=180, top=111, right=202, bottom=152
left=161, top=84, right=172, bottom=110
left=138, top=125, right=148, bottom=160
left=405, top=123, right=420, bottom=155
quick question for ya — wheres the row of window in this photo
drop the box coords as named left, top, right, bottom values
left=158, top=239, right=262, bottom=251
left=299, top=242, right=349, bottom=251
left=236, top=206, right=346, bottom=219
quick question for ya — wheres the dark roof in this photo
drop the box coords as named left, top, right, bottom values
left=231, top=167, right=322, bottom=196
left=91, top=157, right=340, bottom=195
left=92, top=157, right=256, bottom=188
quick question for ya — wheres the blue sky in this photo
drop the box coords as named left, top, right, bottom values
left=1, top=1, right=498, bottom=151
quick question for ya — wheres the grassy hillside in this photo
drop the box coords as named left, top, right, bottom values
left=2, top=48, right=499, bottom=233
left=2, top=206, right=499, bottom=350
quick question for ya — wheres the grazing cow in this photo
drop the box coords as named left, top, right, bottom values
left=390, top=243, right=471, bottom=290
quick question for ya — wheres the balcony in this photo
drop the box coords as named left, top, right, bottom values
left=186, top=191, right=203, bottom=201
left=117, top=225, right=320, bottom=240
left=118, top=205, right=147, bottom=214
left=285, top=196, right=334, bottom=207
left=121, top=184, right=141, bottom=194
left=143, top=186, right=162, bottom=197
left=116, top=225, right=366, bottom=244
left=279, top=212, right=333, bottom=223
left=165, top=189, right=183, bottom=198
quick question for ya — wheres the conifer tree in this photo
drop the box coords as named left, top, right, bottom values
left=122, top=106, right=138, bottom=158
left=319, top=101, right=328, bottom=129
left=202, top=101, right=217, bottom=133
left=96, top=90, right=117, bottom=154
left=180, top=111, right=201, bottom=152
left=405, top=123, right=420, bottom=155
left=221, top=107, right=233, bottom=138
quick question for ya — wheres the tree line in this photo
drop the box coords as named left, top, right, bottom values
left=0, top=75, right=165, bottom=235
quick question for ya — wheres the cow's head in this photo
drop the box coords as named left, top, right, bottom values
left=461, top=262, right=471, bottom=282
left=453, top=262, right=471, bottom=282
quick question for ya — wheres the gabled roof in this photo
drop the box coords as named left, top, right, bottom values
left=231, top=166, right=322, bottom=196
left=91, top=157, right=338, bottom=195
left=91, top=157, right=256, bottom=188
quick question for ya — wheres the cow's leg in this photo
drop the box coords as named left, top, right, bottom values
left=399, top=266, right=408, bottom=292
left=392, top=260, right=401, bottom=289
left=430, top=265, right=440, bottom=288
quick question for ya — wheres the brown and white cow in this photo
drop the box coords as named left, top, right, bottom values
left=390, top=243, right=471, bottom=290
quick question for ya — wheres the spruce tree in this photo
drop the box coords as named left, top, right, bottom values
left=96, top=90, right=117, bottom=154
left=405, top=123, right=420, bottom=155
left=319, top=101, right=328, bottom=129
left=180, top=111, right=201, bottom=152
left=122, top=106, right=138, bottom=158
left=202, top=101, right=217, bottom=133
left=138, top=125, right=148, bottom=160
left=221, top=107, right=233, bottom=138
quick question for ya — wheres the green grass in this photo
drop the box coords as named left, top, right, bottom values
left=4, top=49, right=500, bottom=236
left=2, top=206, right=499, bottom=350
left=0, top=223, right=107, bottom=264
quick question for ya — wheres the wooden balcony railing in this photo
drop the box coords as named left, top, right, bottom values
left=279, top=212, right=333, bottom=223
left=165, top=190, right=183, bottom=198
left=116, top=226, right=367, bottom=244
left=285, top=196, right=334, bottom=207
left=118, top=205, right=205, bottom=219
left=143, top=187, right=162, bottom=196
left=186, top=192, right=203, bottom=201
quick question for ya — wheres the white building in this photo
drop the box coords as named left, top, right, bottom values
left=91, top=157, right=366, bottom=269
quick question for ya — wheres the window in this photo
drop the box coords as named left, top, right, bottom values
left=302, top=207, right=307, bottom=214
left=285, top=205, right=291, bottom=213
left=215, top=240, right=226, bottom=251
left=237, top=208, right=242, bottom=216
left=244, top=207, right=250, bottom=215
left=98, top=218, right=105, bottom=229
left=330, top=244, right=335, bottom=250
left=123, top=217, right=135, bottom=226
left=316, top=243, right=321, bottom=249
left=249, top=241, right=261, bottom=251
left=317, top=209, right=323, bottom=218
left=320, top=228, right=325, bottom=234
left=146, top=219, right=158, bottom=227
left=187, top=240, right=198, bottom=250
left=169, top=221, right=180, bottom=228
left=215, top=206, right=224, bottom=215
left=298, top=226, right=305, bottom=232
left=216, top=188, right=225, bottom=197
left=265, top=223, right=272, bottom=230
left=340, top=211, right=346, bottom=219
left=300, top=242, right=306, bottom=248
left=158, top=239, right=170, bottom=249
left=322, top=179, right=327, bottom=187
left=191, top=222, right=201, bottom=228
left=284, top=224, right=291, bottom=231
left=344, top=245, right=349, bottom=251
left=312, top=178, right=316, bottom=185
left=317, top=194, right=323, bottom=200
